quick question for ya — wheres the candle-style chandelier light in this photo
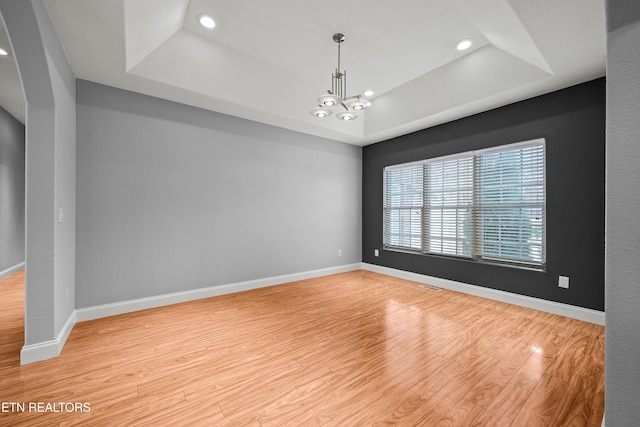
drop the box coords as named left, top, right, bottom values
left=310, top=33, right=371, bottom=121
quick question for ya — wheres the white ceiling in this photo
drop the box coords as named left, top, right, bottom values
left=2, top=0, right=605, bottom=146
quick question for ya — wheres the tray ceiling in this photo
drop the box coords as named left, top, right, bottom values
left=2, top=0, right=605, bottom=145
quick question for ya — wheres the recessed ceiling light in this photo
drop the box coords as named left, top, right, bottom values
left=455, top=39, right=473, bottom=51
left=363, top=90, right=374, bottom=97
left=198, top=14, right=216, bottom=29
left=0, top=48, right=8, bottom=56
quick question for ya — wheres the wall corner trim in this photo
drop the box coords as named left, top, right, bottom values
left=0, top=262, right=25, bottom=280
left=361, top=263, right=605, bottom=325
left=20, top=310, right=76, bottom=365
left=76, top=263, right=362, bottom=322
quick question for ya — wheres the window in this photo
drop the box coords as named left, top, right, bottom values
left=383, top=139, right=546, bottom=269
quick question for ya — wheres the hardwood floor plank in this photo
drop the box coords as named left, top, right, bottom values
left=469, top=382, right=532, bottom=427
left=282, top=351, right=420, bottom=426
left=355, top=389, right=427, bottom=426
left=464, top=339, right=536, bottom=408
left=546, top=322, right=602, bottom=383
left=586, top=357, right=606, bottom=427
left=436, top=398, right=485, bottom=427
left=511, top=373, right=572, bottom=426
left=549, top=356, right=604, bottom=426
left=509, top=322, right=575, bottom=392
left=0, top=269, right=604, bottom=426
left=319, top=354, right=447, bottom=427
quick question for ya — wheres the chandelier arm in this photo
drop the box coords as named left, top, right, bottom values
left=343, top=70, right=346, bottom=102
left=337, top=40, right=341, bottom=76
left=332, top=72, right=336, bottom=96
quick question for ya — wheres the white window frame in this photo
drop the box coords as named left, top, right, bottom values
left=383, top=139, right=546, bottom=269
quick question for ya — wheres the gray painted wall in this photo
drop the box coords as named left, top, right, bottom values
left=75, top=80, right=361, bottom=308
left=605, top=1, right=640, bottom=425
left=0, top=0, right=76, bottom=346
left=0, top=106, right=24, bottom=274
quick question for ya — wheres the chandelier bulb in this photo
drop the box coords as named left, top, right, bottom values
left=310, top=107, right=332, bottom=118
left=336, top=111, right=358, bottom=121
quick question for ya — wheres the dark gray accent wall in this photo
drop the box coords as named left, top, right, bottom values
left=605, top=0, right=640, bottom=424
left=0, top=105, right=25, bottom=274
left=363, top=78, right=605, bottom=311
left=75, top=80, right=361, bottom=308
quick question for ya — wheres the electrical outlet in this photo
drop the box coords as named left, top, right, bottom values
left=374, top=249, right=379, bottom=257
left=558, top=276, right=569, bottom=289
left=337, top=249, right=342, bottom=257
left=58, top=208, right=64, bottom=224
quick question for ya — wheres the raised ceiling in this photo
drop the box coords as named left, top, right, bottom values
left=4, top=0, right=605, bottom=145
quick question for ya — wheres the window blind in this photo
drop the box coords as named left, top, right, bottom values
left=424, top=156, right=474, bottom=257
left=383, top=164, right=423, bottom=251
left=475, top=143, right=546, bottom=265
left=383, top=140, right=546, bottom=269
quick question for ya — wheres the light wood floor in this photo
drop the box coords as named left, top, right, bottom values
left=0, top=269, right=604, bottom=426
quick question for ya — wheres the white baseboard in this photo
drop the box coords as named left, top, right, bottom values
left=362, top=263, right=605, bottom=325
left=76, top=263, right=362, bottom=322
left=0, top=261, right=25, bottom=280
left=20, top=309, right=76, bottom=365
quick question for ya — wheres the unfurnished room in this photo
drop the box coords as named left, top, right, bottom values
left=0, top=0, right=639, bottom=426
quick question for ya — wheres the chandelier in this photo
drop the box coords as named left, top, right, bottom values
left=310, top=33, right=371, bottom=121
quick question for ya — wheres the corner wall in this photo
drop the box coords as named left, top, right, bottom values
left=0, top=0, right=76, bottom=362
left=605, top=0, right=640, bottom=424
